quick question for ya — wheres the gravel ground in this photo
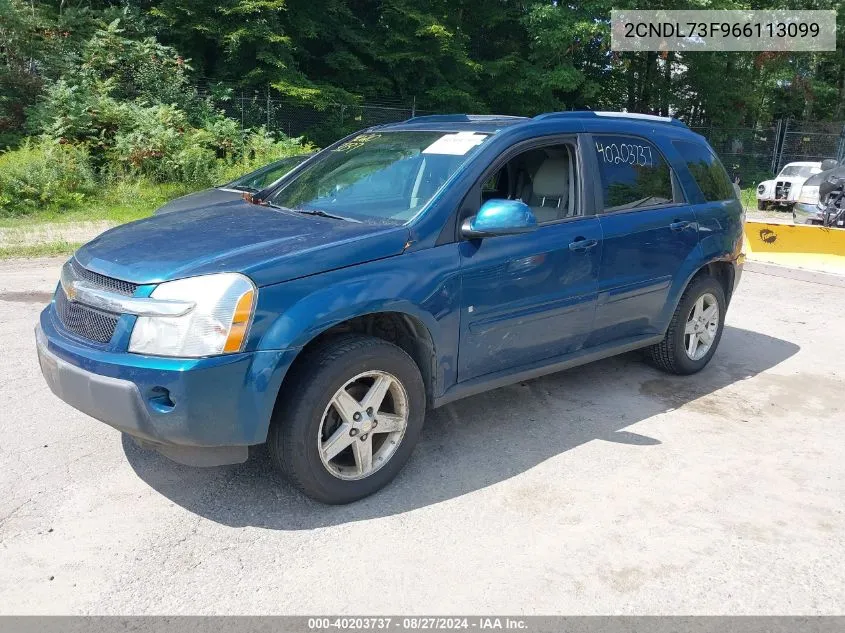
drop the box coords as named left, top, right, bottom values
left=0, top=258, right=843, bottom=615
left=744, top=206, right=795, bottom=223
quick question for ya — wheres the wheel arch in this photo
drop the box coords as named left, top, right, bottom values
left=659, top=256, right=736, bottom=337
left=689, top=260, right=735, bottom=305
left=275, top=309, right=439, bottom=411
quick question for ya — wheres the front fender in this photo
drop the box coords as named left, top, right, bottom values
left=247, top=244, right=463, bottom=397
left=262, top=283, right=443, bottom=352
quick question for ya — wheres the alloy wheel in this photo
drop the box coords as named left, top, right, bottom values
left=317, top=370, right=409, bottom=480
left=684, top=292, right=719, bottom=361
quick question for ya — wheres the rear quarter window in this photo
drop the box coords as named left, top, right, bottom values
left=673, top=140, right=736, bottom=201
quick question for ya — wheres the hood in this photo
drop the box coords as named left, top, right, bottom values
left=153, top=188, right=244, bottom=215
left=760, top=176, right=809, bottom=188
left=772, top=176, right=810, bottom=186
left=75, top=199, right=410, bottom=287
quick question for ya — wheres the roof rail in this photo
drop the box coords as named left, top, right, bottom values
left=534, top=111, right=688, bottom=128
left=403, top=114, right=529, bottom=123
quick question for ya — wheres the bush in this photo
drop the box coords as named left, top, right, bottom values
left=12, top=20, right=315, bottom=206
left=0, top=139, right=97, bottom=216
left=166, top=143, right=219, bottom=187
left=214, top=128, right=314, bottom=183
left=110, top=104, right=190, bottom=181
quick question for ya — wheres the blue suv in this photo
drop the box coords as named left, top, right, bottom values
left=36, top=112, right=744, bottom=504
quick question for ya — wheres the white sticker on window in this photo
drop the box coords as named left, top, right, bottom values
left=422, top=132, right=487, bottom=155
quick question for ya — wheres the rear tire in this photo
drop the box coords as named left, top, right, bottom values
left=647, top=275, right=726, bottom=375
left=267, top=334, right=426, bottom=504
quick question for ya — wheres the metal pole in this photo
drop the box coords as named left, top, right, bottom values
left=266, top=86, right=271, bottom=130
left=837, top=123, right=845, bottom=165
left=411, top=96, right=416, bottom=119
left=770, top=119, right=779, bottom=173
left=776, top=119, right=790, bottom=173
left=771, top=118, right=782, bottom=173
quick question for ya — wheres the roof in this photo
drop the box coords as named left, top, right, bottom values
left=376, top=111, right=690, bottom=137
left=377, top=114, right=529, bottom=134
left=533, top=111, right=687, bottom=128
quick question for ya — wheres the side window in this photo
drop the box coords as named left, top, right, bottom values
left=593, top=135, right=676, bottom=212
left=481, top=171, right=500, bottom=193
left=672, top=140, right=736, bottom=201
left=478, top=143, right=580, bottom=224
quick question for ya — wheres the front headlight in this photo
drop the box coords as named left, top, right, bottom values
left=798, top=185, right=819, bottom=205
left=128, top=273, right=256, bottom=357
left=757, top=183, right=767, bottom=195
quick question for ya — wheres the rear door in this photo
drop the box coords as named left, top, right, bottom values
left=585, top=134, right=699, bottom=347
left=457, top=136, right=603, bottom=382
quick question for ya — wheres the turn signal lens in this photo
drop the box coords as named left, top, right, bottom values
left=129, top=273, right=257, bottom=358
left=223, top=289, right=255, bottom=353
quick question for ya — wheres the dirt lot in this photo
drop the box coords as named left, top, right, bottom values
left=0, top=258, right=843, bottom=615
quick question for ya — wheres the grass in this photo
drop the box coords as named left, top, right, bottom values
left=740, top=186, right=758, bottom=212
left=0, top=180, right=197, bottom=258
left=0, top=240, right=83, bottom=258
left=0, top=180, right=196, bottom=228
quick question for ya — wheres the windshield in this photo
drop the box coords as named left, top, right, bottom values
left=225, top=154, right=311, bottom=192
left=266, top=131, right=489, bottom=223
left=779, top=165, right=820, bottom=178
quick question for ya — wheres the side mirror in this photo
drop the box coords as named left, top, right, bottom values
left=461, top=199, right=538, bottom=239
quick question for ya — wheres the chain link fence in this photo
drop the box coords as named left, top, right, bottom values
left=690, top=124, right=781, bottom=186
left=197, top=86, right=845, bottom=187
left=699, top=120, right=845, bottom=187
left=777, top=120, right=845, bottom=172
left=197, top=86, right=428, bottom=147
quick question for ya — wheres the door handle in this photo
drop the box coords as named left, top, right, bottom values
left=670, top=220, right=691, bottom=232
left=568, top=238, right=598, bottom=252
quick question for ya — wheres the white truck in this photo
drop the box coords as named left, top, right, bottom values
left=756, top=161, right=822, bottom=210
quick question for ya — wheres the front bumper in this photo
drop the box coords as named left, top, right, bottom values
left=793, top=202, right=824, bottom=225
left=733, top=257, right=744, bottom=296
left=36, top=307, right=297, bottom=466
left=758, top=196, right=796, bottom=205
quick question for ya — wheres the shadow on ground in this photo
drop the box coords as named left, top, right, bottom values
left=123, top=326, right=798, bottom=529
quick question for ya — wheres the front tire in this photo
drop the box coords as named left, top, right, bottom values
left=757, top=200, right=767, bottom=210
left=268, top=334, right=426, bottom=504
left=647, top=275, right=726, bottom=375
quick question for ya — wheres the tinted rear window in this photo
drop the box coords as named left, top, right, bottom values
left=673, top=140, right=735, bottom=201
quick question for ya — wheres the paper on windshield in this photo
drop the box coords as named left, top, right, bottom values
left=422, top=132, right=487, bottom=156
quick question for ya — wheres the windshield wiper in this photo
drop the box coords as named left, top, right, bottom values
left=261, top=201, right=361, bottom=222
left=294, top=208, right=361, bottom=223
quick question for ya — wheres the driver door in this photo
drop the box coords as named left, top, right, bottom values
left=457, top=138, right=602, bottom=382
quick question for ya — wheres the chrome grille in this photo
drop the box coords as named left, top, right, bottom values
left=774, top=181, right=792, bottom=200
left=55, top=288, right=120, bottom=344
left=69, top=258, right=138, bottom=296
left=54, top=259, right=137, bottom=343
